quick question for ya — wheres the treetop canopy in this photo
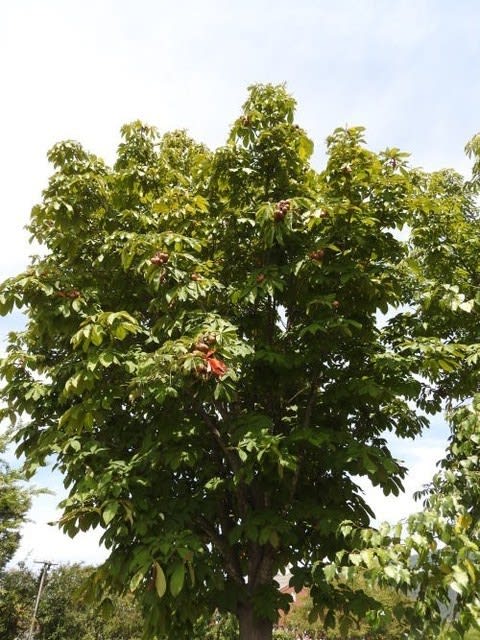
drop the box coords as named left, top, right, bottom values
left=2, top=83, right=480, bottom=639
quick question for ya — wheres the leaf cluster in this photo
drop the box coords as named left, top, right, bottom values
left=0, top=432, right=32, bottom=571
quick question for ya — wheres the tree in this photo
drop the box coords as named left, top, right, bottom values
left=319, top=135, right=480, bottom=639
left=0, top=562, right=144, bottom=640
left=328, top=395, right=480, bottom=640
left=0, top=84, right=476, bottom=639
left=279, top=573, right=412, bottom=638
left=405, top=398, right=480, bottom=638
left=0, top=432, right=31, bottom=571
left=192, top=611, right=239, bottom=640
left=0, top=562, right=36, bottom=639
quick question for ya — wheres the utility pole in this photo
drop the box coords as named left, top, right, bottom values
left=26, top=560, right=58, bottom=640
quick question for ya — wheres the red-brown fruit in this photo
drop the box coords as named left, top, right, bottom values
left=56, top=290, right=80, bottom=299
left=207, top=356, right=228, bottom=377
left=309, top=249, right=325, bottom=261
left=150, top=251, right=169, bottom=265
left=194, top=342, right=210, bottom=354
left=195, top=362, right=208, bottom=375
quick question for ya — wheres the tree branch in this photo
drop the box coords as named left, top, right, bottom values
left=194, top=404, right=250, bottom=518
left=195, top=515, right=245, bottom=586
left=303, top=380, right=319, bottom=431
left=248, top=543, right=274, bottom=590
left=285, top=381, right=319, bottom=511
left=196, top=404, right=240, bottom=474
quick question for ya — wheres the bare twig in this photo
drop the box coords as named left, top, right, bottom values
left=286, top=384, right=310, bottom=406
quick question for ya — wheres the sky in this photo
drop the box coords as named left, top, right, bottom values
left=1, top=0, right=479, bottom=567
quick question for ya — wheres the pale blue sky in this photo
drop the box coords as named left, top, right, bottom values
left=1, top=0, right=477, bottom=565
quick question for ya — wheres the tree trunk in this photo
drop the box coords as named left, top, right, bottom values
left=237, top=604, right=273, bottom=640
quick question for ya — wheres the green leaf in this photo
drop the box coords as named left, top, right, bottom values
left=169, top=562, right=185, bottom=597
left=323, top=564, right=336, bottom=582
left=129, top=568, right=146, bottom=592
left=102, top=502, right=119, bottom=525
left=154, top=562, right=167, bottom=599
left=114, top=325, right=128, bottom=340
left=99, top=351, right=114, bottom=367
left=68, top=439, right=81, bottom=452
left=298, top=135, right=314, bottom=161
left=91, top=326, right=103, bottom=346
left=187, top=562, right=195, bottom=587
left=99, top=597, right=114, bottom=617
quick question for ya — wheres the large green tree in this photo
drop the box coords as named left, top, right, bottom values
left=0, top=84, right=476, bottom=639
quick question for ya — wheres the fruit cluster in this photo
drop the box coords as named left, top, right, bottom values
left=56, top=289, right=81, bottom=299
left=150, top=251, right=169, bottom=266
left=192, top=334, right=228, bottom=378
left=273, top=199, right=290, bottom=222
left=309, top=249, right=325, bottom=262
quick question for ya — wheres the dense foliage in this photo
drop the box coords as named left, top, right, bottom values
left=320, top=135, right=480, bottom=639
left=326, top=397, right=480, bottom=639
left=2, top=84, right=480, bottom=638
left=279, top=574, right=412, bottom=639
left=0, top=433, right=31, bottom=571
left=0, top=563, right=143, bottom=640
left=0, top=562, right=416, bottom=640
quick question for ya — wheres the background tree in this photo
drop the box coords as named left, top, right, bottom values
left=0, top=561, right=240, bottom=640
left=324, top=396, right=480, bottom=639
left=192, top=610, right=239, bottom=640
left=279, top=574, right=412, bottom=639
left=320, top=133, right=480, bottom=639
left=0, top=84, right=475, bottom=640
left=0, top=432, right=32, bottom=571
left=386, top=163, right=480, bottom=410
left=0, top=562, right=144, bottom=640
left=0, top=562, right=36, bottom=640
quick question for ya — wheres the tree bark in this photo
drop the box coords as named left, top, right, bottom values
left=237, top=603, right=273, bottom=640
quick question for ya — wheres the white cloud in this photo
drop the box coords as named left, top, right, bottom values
left=357, top=413, right=450, bottom=525
left=11, top=488, right=107, bottom=567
